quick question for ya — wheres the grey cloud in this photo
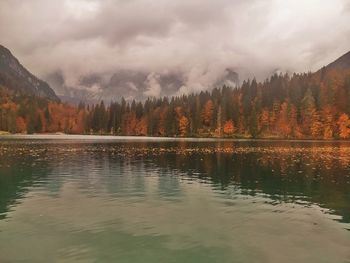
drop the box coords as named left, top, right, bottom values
left=0, top=0, right=350, bottom=100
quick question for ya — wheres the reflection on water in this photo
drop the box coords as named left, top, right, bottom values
left=0, top=136, right=350, bottom=263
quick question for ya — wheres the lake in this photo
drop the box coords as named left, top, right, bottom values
left=0, top=135, right=350, bottom=263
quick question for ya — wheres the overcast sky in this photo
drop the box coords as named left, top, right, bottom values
left=1, top=0, right=349, bottom=97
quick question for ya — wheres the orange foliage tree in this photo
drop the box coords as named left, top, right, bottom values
left=178, top=116, right=189, bottom=137
left=201, top=99, right=214, bottom=127
left=259, top=108, right=269, bottom=134
left=223, top=119, right=235, bottom=136
left=16, top=116, right=26, bottom=133
left=337, top=113, right=350, bottom=139
left=135, top=117, right=147, bottom=136
left=175, top=106, right=189, bottom=136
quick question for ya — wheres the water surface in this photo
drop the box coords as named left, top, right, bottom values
left=1, top=135, right=350, bottom=263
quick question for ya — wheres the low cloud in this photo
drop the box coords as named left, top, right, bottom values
left=144, top=73, right=161, bottom=98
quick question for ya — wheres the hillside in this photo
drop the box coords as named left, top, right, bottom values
left=0, top=45, right=59, bottom=102
left=323, top=51, right=350, bottom=71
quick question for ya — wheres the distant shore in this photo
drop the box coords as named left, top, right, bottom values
left=1, top=133, right=350, bottom=142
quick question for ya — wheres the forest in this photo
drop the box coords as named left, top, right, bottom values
left=1, top=68, right=350, bottom=139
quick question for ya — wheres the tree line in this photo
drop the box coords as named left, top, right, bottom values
left=1, top=68, right=350, bottom=139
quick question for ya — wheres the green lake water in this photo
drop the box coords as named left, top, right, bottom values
left=0, top=135, right=350, bottom=263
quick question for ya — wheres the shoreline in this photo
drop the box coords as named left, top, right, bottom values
left=0, top=133, right=349, bottom=142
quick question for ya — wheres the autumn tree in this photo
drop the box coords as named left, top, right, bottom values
left=16, top=116, right=26, bottom=133
left=259, top=108, right=270, bottom=135
left=223, top=120, right=235, bottom=136
left=276, top=102, right=292, bottom=138
left=178, top=116, right=189, bottom=137
left=202, top=99, right=214, bottom=127
left=322, top=106, right=334, bottom=139
left=135, top=117, right=147, bottom=136
left=310, top=110, right=322, bottom=138
left=175, top=106, right=189, bottom=137
left=337, top=113, right=350, bottom=139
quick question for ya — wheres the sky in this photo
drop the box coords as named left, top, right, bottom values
left=0, top=0, right=350, bottom=99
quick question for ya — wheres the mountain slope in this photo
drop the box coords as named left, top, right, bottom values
left=324, top=51, right=350, bottom=71
left=0, top=45, right=59, bottom=102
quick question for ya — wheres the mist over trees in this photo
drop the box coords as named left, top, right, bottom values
left=1, top=68, right=350, bottom=139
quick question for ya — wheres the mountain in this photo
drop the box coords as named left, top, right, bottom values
left=323, top=51, right=350, bottom=71
left=0, top=45, right=59, bottom=102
